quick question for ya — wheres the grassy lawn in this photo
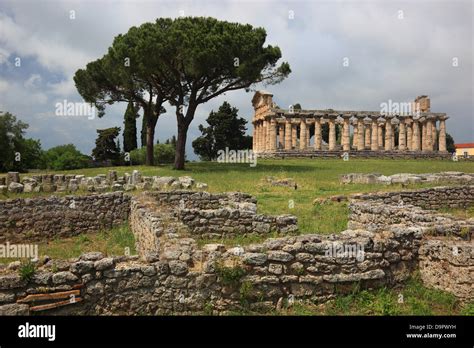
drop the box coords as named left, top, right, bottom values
left=0, top=224, right=136, bottom=265
left=4, top=159, right=473, bottom=235
left=436, top=205, right=474, bottom=219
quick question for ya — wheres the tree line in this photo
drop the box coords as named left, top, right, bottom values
left=0, top=110, right=176, bottom=172
left=0, top=98, right=253, bottom=172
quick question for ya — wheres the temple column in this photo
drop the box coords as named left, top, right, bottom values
left=357, top=116, right=365, bottom=151
left=406, top=119, right=412, bottom=151
left=314, top=118, right=322, bottom=150
left=256, top=121, right=261, bottom=151
left=328, top=116, right=336, bottom=150
left=300, top=119, right=307, bottom=150
left=252, top=122, right=256, bottom=150
left=261, top=119, right=267, bottom=151
left=431, top=119, right=438, bottom=151
left=391, top=125, right=395, bottom=149
left=306, top=122, right=311, bottom=148
left=438, top=116, right=448, bottom=152
left=378, top=122, right=384, bottom=149
left=370, top=116, right=378, bottom=151
left=384, top=117, right=393, bottom=151
left=278, top=124, right=285, bottom=149
left=269, top=118, right=277, bottom=151
left=342, top=116, right=351, bottom=151
left=284, top=119, right=292, bottom=150
left=265, top=119, right=271, bottom=151
left=412, top=119, right=420, bottom=151
left=426, top=117, right=433, bottom=151
left=291, top=123, right=297, bottom=149
left=352, top=123, right=358, bottom=149
left=364, top=120, right=371, bottom=149
left=398, top=118, right=406, bottom=151
left=421, top=119, right=427, bottom=151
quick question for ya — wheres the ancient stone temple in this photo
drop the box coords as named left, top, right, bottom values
left=251, top=91, right=449, bottom=158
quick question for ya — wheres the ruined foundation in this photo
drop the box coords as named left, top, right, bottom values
left=0, top=182, right=471, bottom=315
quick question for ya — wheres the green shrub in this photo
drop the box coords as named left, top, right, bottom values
left=43, top=144, right=90, bottom=170
left=460, top=302, right=474, bottom=316
left=239, top=281, right=254, bottom=306
left=153, top=143, right=175, bottom=164
left=215, top=263, right=246, bottom=286
left=129, top=143, right=175, bottom=165
left=129, top=147, right=146, bottom=165
left=19, top=260, right=36, bottom=282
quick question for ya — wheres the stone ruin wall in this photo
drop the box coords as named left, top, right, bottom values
left=0, top=170, right=208, bottom=195
left=350, top=185, right=474, bottom=210
left=341, top=172, right=474, bottom=186
left=349, top=186, right=473, bottom=301
left=0, top=192, right=130, bottom=243
left=0, top=185, right=472, bottom=315
left=419, top=239, right=473, bottom=301
left=0, top=229, right=422, bottom=315
left=130, top=191, right=298, bottom=260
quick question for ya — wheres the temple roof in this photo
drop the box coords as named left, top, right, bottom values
left=252, top=90, right=274, bottom=108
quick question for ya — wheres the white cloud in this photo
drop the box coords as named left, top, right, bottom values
left=24, top=74, right=41, bottom=89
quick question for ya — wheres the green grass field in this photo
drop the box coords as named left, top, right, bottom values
left=0, top=224, right=136, bottom=265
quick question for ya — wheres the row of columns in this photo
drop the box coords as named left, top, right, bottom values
left=253, top=115, right=448, bottom=153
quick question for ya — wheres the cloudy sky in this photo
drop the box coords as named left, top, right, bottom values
left=0, top=0, right=472, bottom=159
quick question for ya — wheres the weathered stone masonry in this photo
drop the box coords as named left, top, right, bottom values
left=0, top=170, right=207, bottom=195
left=349, top=186, right=473, bottom=301
left=0, top=229, right=422, bottom=316
left=0, top=185, right=472, bottom=315
left=0, top=192, right=130, bottom=243
left=340, top=172, right=474, bottom=186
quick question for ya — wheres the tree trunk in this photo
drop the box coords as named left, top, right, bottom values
left=174, top=121, right=189, bottom=170
left=145, top=125, right=155, bottom=166
left=145, top=112, right=158, bottom=166
left=141, top=113, right=147, bottom=148
left=173, top=101, right=198, bottom=170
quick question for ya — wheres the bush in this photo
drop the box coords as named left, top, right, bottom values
left=43, top=144, right=90, bottom=170
left=129, top=143, right=175, bottom=165
left=215, top=263, right=246, bottom=286
left=0, top=112, right=44, bottom=172
left=154, top=143, right=175, bottom=164
left=129, top=147, right=146, bottom=165
left=19, top=260, right=36, bottom=282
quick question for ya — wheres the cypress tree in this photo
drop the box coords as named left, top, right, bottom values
left=123, top=101, right=138, bottom=153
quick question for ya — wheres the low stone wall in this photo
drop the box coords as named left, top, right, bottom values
left=128, top=198, right=163, bottom=262
left=351, top=185, right=474, bottom=210
left=0, top=185, right=472, bottom=315
left=144, top=191, right=298, bottom=239
left=0, top=192, right=130, bottom=243
left=419, top=238, right=473, bottom=301
left=347, top=185, right=473, bottom=302
left=348, top=200, right=473, bottom=239
left=0, top=171, right=208, bottom=194
left=147, top=191, right=256, bottom=209
left=341, top=172, right=474, bottom=185
left=178, top=208, right=297, bottom=238
left=0, top=226, right=422, bottom=315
